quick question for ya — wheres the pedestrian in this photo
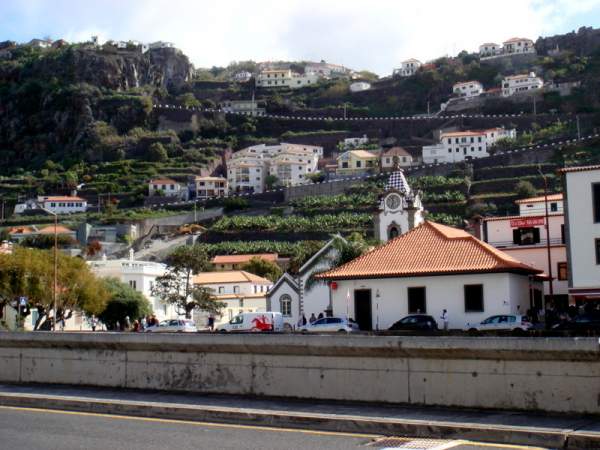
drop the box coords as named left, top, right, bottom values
left=309, top=313, right=317, bottom=324
left=208, top=314, right=215, bottom=331
left=132, top=320, right=141, bottom=332
left=90, top=315, right=98, bottom=332
left=317, top=312, right=324, bottom=320
left=141, top=316, right=147, bottom=330
left=124, top=316, right=131, bottom=330
left=302, top=314, right=307, bottom=326
left=440, top=309, right=449, bottom=331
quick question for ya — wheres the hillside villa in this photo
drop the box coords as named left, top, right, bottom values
left=336, top=150, right=379, bottom=175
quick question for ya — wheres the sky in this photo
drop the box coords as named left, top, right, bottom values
left=1, top=0, right=600, bottom=75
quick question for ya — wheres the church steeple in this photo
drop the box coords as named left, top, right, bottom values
left=374, top=168, right=424, bottom=242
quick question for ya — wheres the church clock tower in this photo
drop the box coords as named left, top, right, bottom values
left=374, top=168, right=424, bottom=242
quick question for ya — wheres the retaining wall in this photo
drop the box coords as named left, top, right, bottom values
left=0, top=332, right=599, bottom=414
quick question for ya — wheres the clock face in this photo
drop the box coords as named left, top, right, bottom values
left=385, top=193, right=402, bottom=210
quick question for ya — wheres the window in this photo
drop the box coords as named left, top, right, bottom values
left=557, top=262, right=568, bottom=281
left=513, top=227, right=540, bottom=245
left=407, top=287, right=426, bottom=313
left=233, top=286, right=240, bottom=294
left=596, top=239, right=600, bottom=265
left=561, top=224, right=565, bottom=244
left=129, top=280, right=137, bottom=290
left=465, top=284, right=484, bottom=312
left=280, top=295, right=292, bottom=317
left=550, top=202, right=558, bottom=212
left=218, top=286, right=224, bottom=294
left=342, top=162, right=348, bottom=168
left=593, top=183, right=600, bottom=223
left=356, top=161, right=362, bottom=168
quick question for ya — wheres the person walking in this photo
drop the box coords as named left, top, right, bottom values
left=309, top=313, right=317, bottom=324
left=207, top=314, right=215, bottom=331
left=440, top=309, right=449, bottom=331
left=317, top=312, right=324, bottom=320
left=90, top=315, right=98, bottom=332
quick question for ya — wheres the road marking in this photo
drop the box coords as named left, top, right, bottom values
left=435, top=441, right=546, bottom=450
left=0, top=405, right=377, bottom=439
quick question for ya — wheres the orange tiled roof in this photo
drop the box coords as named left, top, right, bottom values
left=211, top=254, right=278, bottom=264
left=316, top=221, right=541, bottom=280
left=504, top=37, right=533, bottom=43
left=515, top=193, right=563, bottom=204
left=41, top=196, right=86, bottom=202
left=559, top=164, right=600, bottom=174
left=8, top=226, right=34, bottom=235
left=38, top=225, right=73, bottom=235
left=383, top=147, right=411, bottom=157
left=149, top=178, right=178, bottom=185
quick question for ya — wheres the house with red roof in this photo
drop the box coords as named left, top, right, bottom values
left=317, top=221, right=543, bottom=331
left=148, top=178, right=185, bottom=199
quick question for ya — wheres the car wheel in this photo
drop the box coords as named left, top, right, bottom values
left=337, top=329, right=348, bottom=334
left=283, top=323, right=293, bottom=333
left=218, top=329, right=227, bottom=333
left=512, top=328, right=526, bottom=336
left=301, top=329, right=308, bottom=334
left=468, top=328, right=479, bottom=336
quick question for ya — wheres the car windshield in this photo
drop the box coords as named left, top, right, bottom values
left=312, top=318, right=327, bottom=325
left=230, top=315, right=243, bottom=324
left=481, top=316, right=499, bottom=324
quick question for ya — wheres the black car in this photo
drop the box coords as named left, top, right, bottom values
left=388, top=314, right=438, bottom=331
left=553, top=314, right=600, bottom=332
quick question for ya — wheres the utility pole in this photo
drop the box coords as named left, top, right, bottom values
left=576, top=115, right=581, bottom=140
left=538, top=166, right=554, bottom=306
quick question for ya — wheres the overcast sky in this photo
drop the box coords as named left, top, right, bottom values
left=2, top=0, right=600, bottom=74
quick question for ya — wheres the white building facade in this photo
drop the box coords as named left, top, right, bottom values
left=89, top=253, right=177, bottom=321
left=148, top=178, right=184, bottom=198
left=190, top=176, right=228, bottom=200
left=502, top=72, right=544, bottom=97
left=393, top=59, right=422, bottom=77
left=349, top=81, right=371, bottom=92
left=422, top=128, right=516, bottom=164
left=453, top=81, right=483, bottom=98
left=561, top=165, right=600, bottom=301
left=38, top=196, right=87, bottom=214
left=256, top=69, right=319, bottom=89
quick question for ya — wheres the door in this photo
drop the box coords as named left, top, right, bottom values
left=407, top=287, right=426, bottom=313
left=354, top=289, right=372, bottom=331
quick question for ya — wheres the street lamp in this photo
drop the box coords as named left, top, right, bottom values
left=537, top=166, right=554, bottom=306
left=42, top=208, right=58, bottom=331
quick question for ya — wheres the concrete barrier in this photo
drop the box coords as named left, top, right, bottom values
left=0, top=332, right=599, bottom=414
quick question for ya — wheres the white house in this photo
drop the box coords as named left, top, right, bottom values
left=478, top=43, right=501, bottom=57
left=503, top=37, right=536, bottom=55
left=304, top=61, right=352, bottom=78
left=27, top=39, right=51, bottom=49
left=374, top=169, right=424, bottom=242
left=149, top=41, right=175, bottom=50
left=232, top=71, right=253, bottom=82
left=148, top=178, right=184, bottom=198
left=341, top=135, right=369, bottom=149
left=317, top=221, right=543, bottom=331
left=37, top=196, right=87, bottom=214
left=380, top=147, right=413, bottom=170
left=349, top=81, right=371, bottom=92
left=220, top=99, right=265, bottom=116
left=480, top=193, right=567, bottom=307
left=502, top=72, right=544, bottom=97
left=256, top=69, right=319, bottom=89
left=453, top=81, right=483, bottom=98
left=190, top=176, right=228, bottom=200
left=267, top=238, right=343, bottom=328
left=193, top=271, right=273, bottom=323
left=227, top=156, right=266, bottom=194
left=422, top=127, right=516, bottom=164
left=392, top=59, right=422, bottom=77
left=89, top=252, right=177, bottom=321
left=560, top=165, right=600, bottom=302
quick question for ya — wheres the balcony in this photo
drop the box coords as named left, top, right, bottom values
left=487, top=237, right=565, bottom=249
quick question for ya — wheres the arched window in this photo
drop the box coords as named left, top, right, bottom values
left=388, top=225, right=399, bottom=240
left=280, top=294, right=292, bottom=317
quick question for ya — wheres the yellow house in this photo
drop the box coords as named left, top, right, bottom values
left=336, top=150, right=379, bottom=175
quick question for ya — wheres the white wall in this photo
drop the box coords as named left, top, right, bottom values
left=330, top=273, right=534, bottom=330
left=268, top=281, right=300, bottom=326
left=519, top=200, right=563, bottom=216
left=565, top=170, right=600, bottom=289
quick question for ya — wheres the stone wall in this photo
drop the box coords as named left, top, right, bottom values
left=1, top=332, right=599, bottom=414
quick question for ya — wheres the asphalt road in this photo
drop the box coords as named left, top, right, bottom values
left=0, top=406, right=549, bottom=450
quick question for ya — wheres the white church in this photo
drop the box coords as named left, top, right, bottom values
left=268, top=168, right=424, bottom=328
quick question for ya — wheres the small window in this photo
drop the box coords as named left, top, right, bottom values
left=561, top=224, right=565, bottom=244
left=557, top=262, right=568, bottom=281
left=596, top=239, right=600, bottom=265
left=129, top=280, right=137, bottom=290
left=233, top=286, right=240, bottom=294
left=464, top=284, right=484, bottom=312
left=218, top=286, right=224, bottom=294
left=513, top=227, right=540, bottom=245
left=550, top=202, right=558, bottom=212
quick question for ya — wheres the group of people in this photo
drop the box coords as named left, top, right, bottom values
left=297, top=311, right=330, bottom=327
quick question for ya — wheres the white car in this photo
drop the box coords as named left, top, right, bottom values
left=464, top=314, right=532, bottom=334
left=299, top=317, right=359, bottom=334
left=216, top=312, right=284, bottom=333
left=145, top=319, right=198, bottom=333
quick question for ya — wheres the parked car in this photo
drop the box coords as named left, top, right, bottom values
left=299, top=317, right=359, bottom=334
left=552, top=314, right=600, bottom=332
left=464, top=315, right=532, bottom=334
left=216, top=312, right=284, bottom=333
left=145, top=319, right=198, bottom=333
left=388, top=314, right=438, bottom=332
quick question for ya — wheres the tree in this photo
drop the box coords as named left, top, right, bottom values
left=241, top=257, right=282, bottom=282
left=147, top=142, right=168, bottom=162
left=265, top=174, right=279, bottom=189
left=514, top=180, right=538, bottom=199
left=177, top=93, right=201, bottom=108
left=152, top=245, right=223, bottom=318
left=0, top=247, right=109, bottom=330
left=98, top=278, right=151, bottom=330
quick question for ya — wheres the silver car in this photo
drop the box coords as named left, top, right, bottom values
left=145, top=319, right=198, bottom=333
left=299, top=317, right=359, bottom=334
left=464, top=314, right=532, bottom=334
